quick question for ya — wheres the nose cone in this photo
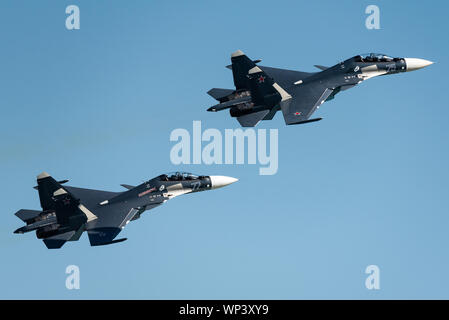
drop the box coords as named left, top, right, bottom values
left=404, top=58, right=433, bottom=72
left=209, top=176, right=238, bottom=189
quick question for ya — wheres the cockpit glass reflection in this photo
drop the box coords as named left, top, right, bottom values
left=354, top=53, right=394, bottom=62
left=157, top=172, right=199, bottom=181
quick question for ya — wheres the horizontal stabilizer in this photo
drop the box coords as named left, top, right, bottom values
left=14, top=215, right=57, bottom=234
left=15, top=209, right=41, bottom=222
left=207, top=88, right=234, bottom=101
left=120, top=184, right=135, bottom=190
left=42, top=231, right=76, bottom=249
left=208, top=96, right=252, bottom=112
left=237, top=110, right=270, bottom=127
left=43, top=239, right=67, bottom=249
left=314, top=65, right=329, bottom=71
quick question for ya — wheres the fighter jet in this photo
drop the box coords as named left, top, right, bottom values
left=207, top=50, right=433, bottom=127
left=14, top=172, right=238, bottom=249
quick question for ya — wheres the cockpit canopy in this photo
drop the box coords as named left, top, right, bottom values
left=157, top=171, right=200, bottom=181
left=354, top=53, right=395, bottom=63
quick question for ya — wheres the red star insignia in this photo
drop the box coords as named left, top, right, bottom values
left=258, top=75, right=265, bottom=83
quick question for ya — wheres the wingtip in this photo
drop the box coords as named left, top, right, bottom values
left=287, top=117, right=323, bottom=126
left=37, top=172, right=50, bottom=180
left=231, top=49, right=245, bottom=58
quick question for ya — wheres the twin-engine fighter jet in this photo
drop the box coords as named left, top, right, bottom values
left=207, top=50, right=433, bottom=127
left=14, top=172, right=238, bottom=249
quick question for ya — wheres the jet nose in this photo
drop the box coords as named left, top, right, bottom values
left=404, top=58, right=433, bottom=72
left=209, top=176, right=238, bottom=189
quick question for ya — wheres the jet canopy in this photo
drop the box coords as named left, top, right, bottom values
left=355, top=53, right=395, bottom=62
left=157, top=172, right=200, bottom=181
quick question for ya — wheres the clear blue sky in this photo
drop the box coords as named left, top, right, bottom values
left=0, top=0, right=448, bottom=299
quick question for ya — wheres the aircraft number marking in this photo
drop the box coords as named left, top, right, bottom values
left=191, top=181, right=201, bottom=191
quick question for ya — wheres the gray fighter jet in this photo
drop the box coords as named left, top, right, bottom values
left=14, top=172, right=238, bottom=249
left=207, top=50, right=433, bottom=127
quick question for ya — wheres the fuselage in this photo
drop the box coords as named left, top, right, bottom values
left=280, top=54, right=432, bottom=108
left=86, top=172, right=238, bottom=229
left=300, top=54, right=407, bottom=91
left=14, top=172, right=238, bottom=247
left=217, top=53, right=433, bottom=122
